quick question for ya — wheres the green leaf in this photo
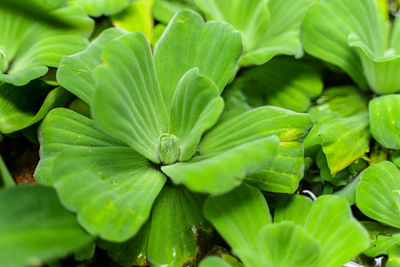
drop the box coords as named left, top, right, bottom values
left=147, top=186, right=213, bottom=267
left=356, top=161, right=400, bottom=229
left=169, top=68, right=224, bottom=161
left=111, top=0, right=154, bottom=42
left=394, top=150, right=400, bottom=169
left=204, top=184, right=271, bottom=253
left=231, top=57, right=323, bottom=112
left=0, top=6, right=93, bottom=85
left=153, top=9, right=242, bottom=109
left=199, top=257, right=232, bottom=267
left=0, top=80, right=72, bottom=134
left=196, top=0, right=312, bottom=65
left=92, top=32, right=169, bottom=164
left=304, top=195, right=370, bottom=267
left=35, top=108, right=124, bottom=185
left=0, top=185, right=92, bottom=267
left=57, top=27, right=127, bottom=105
left=369, top=95, right=400, bottom=149
left=0, top=153, right=15, bottom=188
left=334, top=175, right=360, bottom=205
left=162, top=136, right=279, bottom=194
left=302, top=0, right=400, bottom=94
left=200, top=106, right=312, bottom=193
left=316, top=150, right=352, bottom=186
left=99, top=220, right=150, bottom=266
left=274, top=194, right=313, bottom=226
left=68, top=0, right=132, bottom=16
left=256, top=222, right=321, bottom=267
left=153, top=0, right=199, bottom=24
left=361, top=221, right=400, bottom=257
left=246, top=141, right=305, bottom=193
left=52, top=146, right=166, bottom=242
left=304, top=86, right=370, bottom=175
left=388, top=244, right=400, bottom=267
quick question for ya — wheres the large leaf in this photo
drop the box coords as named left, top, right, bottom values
left=57, top=28, right=127, bottom=105
left=200, top=106, right=312, bottom=193
left=0, top=185, right=92, bottom=267
left=162, top=136, right=279, bottom=194
left=169, top=68, right=224, bottom=162
left=0, top=6, right=93, bottom=85
left=255, top=222, right=321, bottom=267
left=147, top=186, right=213, bottom=267
left=153, top=9, right=242, bottom=109
left=52, top=146, right=166, bottom=242
left=92, top=32, right=169, bottom=164
left=356, top=161, right=400, bottom=229
left=68, top=0, right=133, bottom=16
left=230, top=57, right=323, bottom=112
left=304, top=86, right=370, bottom=175
left=196, top=0, right=312, bottom=65
left=0, top=80, right=71, bottom=134
left=302, top=0, right=400, bottom=94
left=35, top=108, right=123, bottom=185
left=369, top=95, right=400, bottom=149
left=204, top=184, right=271, bottom=254
left=304, top=196, right=370, bottom=267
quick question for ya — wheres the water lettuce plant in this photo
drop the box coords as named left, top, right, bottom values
left=1, top=0, right=400, bottom=266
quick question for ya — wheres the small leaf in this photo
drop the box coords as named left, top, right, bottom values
left=92, top=32, right=169, bottom=164
left=0, top=152, right=15, bottom=188
left=169, top=68, right=224, bottom=161
left=147, top=186, right=213, bottom=267
left=304, top=195, right=370, bottom=267
left=304, top=86, right=370, bottom=175
left=274, top=194, right=313, bottom=226
left=0, top=80, right=72, bottom=134
left=356, top=161, right=400, bottom=229
left=52, top=146, right=166, bottom=242
left=153, top=9, right=242, bottom=109
left=257, top=222, right=321, bottom=267
left=35, top=108, right=123, bottom=185
left=57, top=28, right=127, bottom=105
left=0, top=6, right=93, bottom=85
left=231, top=57, right=323, bottom=112
left=162, top=136, right=279, bottom=194
left=361, top=221, right=400, bottom=257
left=369, top=95, right=400, bottom=149
left=68, top=0, right=133, bottom=17
left=199, top=257, right=232, bottom=267
left=204, top=184, right=271, bottom=253
left=0, top=185, right=92, bottom=267
left=153, top=0, right=198, bottom=24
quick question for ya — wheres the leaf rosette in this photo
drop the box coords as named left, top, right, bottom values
left=35, top=10, right=312, bottom=265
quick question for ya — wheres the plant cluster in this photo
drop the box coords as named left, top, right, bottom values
left=1, top=0, right=400, bottom=266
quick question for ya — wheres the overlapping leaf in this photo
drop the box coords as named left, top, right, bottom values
left=302, top=0, right=400, bottom=94
left=0, top=186, right=92, bottom=267
left=153, top=0, right=199, bottom=24
left=196, top=0, right=312, bottom=65
left=0, top=6, right=93, bottom=85
left=153, top=9, right=242, bottom=108
left=205, top=187, right=369, bottom=267
left=356, top=161, right=400, bottom=229
left=369, top=95, right=400, bottom=149
left=230, top=57, right=323, bottom=112
left=361, top=221, right=400, bottom=258
left=0, top=80, right=71, bottom=134
left=57, top=28, right=127, bottom=105
left=304, top=86, right=370, bottom=175
left=200, top=106, right=312, bottom=193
